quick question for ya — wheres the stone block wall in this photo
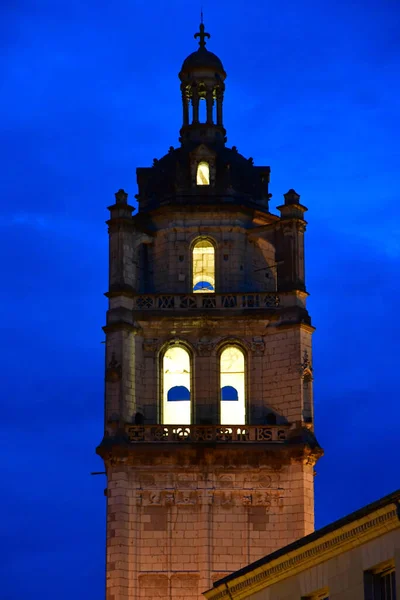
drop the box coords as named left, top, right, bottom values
left=105, top=447, right=315, bottom=600
left=136, top=214, right=277, bottom=295
left=122, top=321, right=314, bottom=427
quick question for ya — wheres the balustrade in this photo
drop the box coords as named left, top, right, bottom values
left=125, top=424, right=289, bottom=443
left=134, top=292, right=280, bottom=311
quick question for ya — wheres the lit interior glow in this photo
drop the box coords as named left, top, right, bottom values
left=193, top=240, right=215, bottom=293
left=163, top=346, right=191, bottom=424
left=197, top=161, right=210, bottom=185
left=220, top=346, right=245, bottom=425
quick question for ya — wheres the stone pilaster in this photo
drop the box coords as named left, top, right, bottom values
left=107, top=189, right=136, bottom=294
left=106, top=468, right=133, bottom=600
left=276, top=189, right=307, bottom=293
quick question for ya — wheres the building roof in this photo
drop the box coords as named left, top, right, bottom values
left=181, top=47, right=225, bottom=75
left=206, top=488, right=400, bottom=598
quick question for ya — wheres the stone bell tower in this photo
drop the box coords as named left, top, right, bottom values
left=97, top=21, right=323, bottom=600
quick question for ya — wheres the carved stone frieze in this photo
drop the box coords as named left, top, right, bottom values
left=139, top=474, right=155, bottom=487
left=135, top=488, right=276, bottom=508
left=253, top=493, right=272, bottom=508
left=149, top=492, right=162, bottom=505
left=244, top=473, right=273, bottom=489
left=218, top=474, right=234, bottom=488
left=138, top=472, right=171, bottom=488
left=176, top=491, right=198, bottom=505
left=197, top=340, right=215, bottom=356
left=300, top=349, right=313, bottom=379
left=258, top=474, right=272, bottom=488
left=176, top=473, right=197, bottom=489
left=251, top=336, right=265, bottom=355
left=139, top=491, right=201, bottom=506
left=105, top=352, right=122, bottom=382
left=211, top=491, right=273, bottom=507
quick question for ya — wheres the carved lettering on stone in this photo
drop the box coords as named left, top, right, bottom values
left=176, top=492, right=198, bottom=505
left=242, top=494, right=252, bottom=506
left=254, top=493, right=272, bottom=508
left=149, top=492, right=161, bottom=505
left=163, top=492, right=175, bottom=506
left=213, top=492, right=234, bottom=508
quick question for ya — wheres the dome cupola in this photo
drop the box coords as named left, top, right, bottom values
left=179, top=22, right=227, bottom=145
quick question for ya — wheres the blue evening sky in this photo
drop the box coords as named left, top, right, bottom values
left=1, top=0, right=399, bottom=598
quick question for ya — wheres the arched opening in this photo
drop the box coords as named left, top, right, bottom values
left=162, top=346, right=191, bottom=424
left=197, top=161, right=210, bottom=185
left=220, top=346, right=246, bottom=425
left=192, top=239, right=215, bottom=293
left=199, top=98, right=207, bottom=123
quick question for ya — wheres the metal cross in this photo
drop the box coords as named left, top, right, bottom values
left=195, top=23, right=210, bottom=48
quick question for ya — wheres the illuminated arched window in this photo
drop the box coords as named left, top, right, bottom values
left=162, top=346, right=191, bottom=424
left=197, top=161, right=210, bottom=185
left=220, top=346, right=246, bottom=425
left=192, top=239, right=215, bottom=293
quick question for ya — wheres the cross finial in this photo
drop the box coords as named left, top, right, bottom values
left=194, top=22, right=210, bottom=48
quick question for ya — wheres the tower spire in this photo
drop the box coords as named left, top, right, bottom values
left=194, top=21, right=210, bottom=48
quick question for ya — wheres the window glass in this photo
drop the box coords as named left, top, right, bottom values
left=193, top=240, right=215, bottom=293
left=220, top=346, right=245, bottom=425
left=163, top=346, right=191, bottom=424
left=197, top=161, right=210, bottom=185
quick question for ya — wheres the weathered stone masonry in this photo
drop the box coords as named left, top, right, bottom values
left=97, top=21, right=323, bottom=600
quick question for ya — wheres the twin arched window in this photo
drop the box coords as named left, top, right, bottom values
left=162, top=344, right=246, bottom=425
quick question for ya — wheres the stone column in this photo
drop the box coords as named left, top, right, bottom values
left=216, top=91, right=223, bottom=126
left=181, top=87, right=189, bottom=126
left=206, top=89, right=213, bottom=124
left=192, top=87, right=199, bottom=123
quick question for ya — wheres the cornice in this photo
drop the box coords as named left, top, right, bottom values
left=275, top=322, right=316, bottom=334
left=102, top=322, right=141, bottom=334
left=206, top=505, right=399, bottom=600
left=96, top=437, right=322, bottom=470
left=105, top=289, right=135, bottom=299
